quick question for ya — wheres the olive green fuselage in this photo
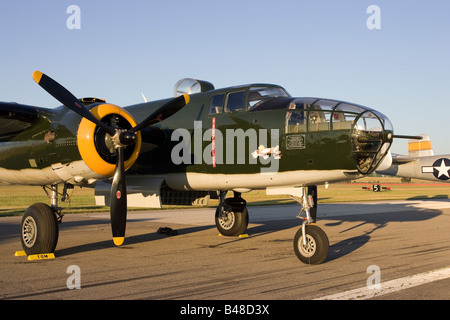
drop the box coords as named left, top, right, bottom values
left=0, top=83, right=393, bottom=191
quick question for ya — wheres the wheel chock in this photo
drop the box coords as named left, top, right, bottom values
left=218, top=233, right=249, bottom=238
left=28, top=253, right=55, bottom=260
left=14, top=251, right=55, bottom=260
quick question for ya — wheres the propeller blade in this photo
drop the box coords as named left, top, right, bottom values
left=110, top=147, right=127, bottom=246
left=131, top=94, right=189, bottom=133
left=32, top=71, right=116, bottom=136
left=32, top=71, right=189, bottom=247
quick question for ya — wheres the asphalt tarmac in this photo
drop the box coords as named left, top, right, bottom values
left=1, top=199, right=449, bottom=303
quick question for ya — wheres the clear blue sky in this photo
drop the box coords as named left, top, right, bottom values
left=1, top=0, right=449, bottom=155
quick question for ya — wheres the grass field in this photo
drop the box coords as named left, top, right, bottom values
left=0, top=177, right=449, bottom=217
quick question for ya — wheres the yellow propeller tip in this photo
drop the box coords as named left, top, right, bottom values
left=32, top=71, right=43, bottom=84
left=183, top=94, right=190, bottom=105
left=113, top=237, right=124, bottom=246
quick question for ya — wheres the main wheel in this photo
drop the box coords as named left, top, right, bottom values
left=293, top=224, right=329, bottom=265
left=215, top=206, right=249, bottom=236
left=21, top=203, right=59, bottom=255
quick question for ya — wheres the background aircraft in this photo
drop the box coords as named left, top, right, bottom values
left=377, top=135, right=450, bottom=182
left=0, top=72, right=415, bottom=264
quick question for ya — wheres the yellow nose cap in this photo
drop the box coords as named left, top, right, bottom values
left=113, top=237, right=124, bottom=246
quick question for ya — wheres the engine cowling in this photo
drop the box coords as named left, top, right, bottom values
left=77, top=104, right=142, bottom=177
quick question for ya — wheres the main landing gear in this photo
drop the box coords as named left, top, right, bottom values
left=216, top=186, right=329, bottom=265
left=20, top=184, right=68, bottom=255
left=215, top=191, right=249, bottom=236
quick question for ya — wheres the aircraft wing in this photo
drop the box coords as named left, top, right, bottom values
left=0, top=102, right=39, bottom=141
left=391, top=153, right=418, bottom=164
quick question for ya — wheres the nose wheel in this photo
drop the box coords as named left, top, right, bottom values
left=293, top=224, right=329, bottom=265
left=267, top=185, right=330, bottom=264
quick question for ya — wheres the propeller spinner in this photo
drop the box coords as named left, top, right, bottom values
left=32, top=71, right=189, bottom=246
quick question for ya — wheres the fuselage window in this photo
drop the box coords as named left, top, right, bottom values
left=209, top=94, right=225, bottom=114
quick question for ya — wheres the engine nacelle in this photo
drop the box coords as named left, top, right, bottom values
left=77, top=104, right=142, bottom=177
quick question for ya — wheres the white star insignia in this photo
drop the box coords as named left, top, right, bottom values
left=434, top=159, right=450, bottom=178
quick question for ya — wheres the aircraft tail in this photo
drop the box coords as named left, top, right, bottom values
left=408, top=134, right=434, bottom=157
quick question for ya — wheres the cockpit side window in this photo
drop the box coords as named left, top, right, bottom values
left=209, top=94, right=225, bottom=114
left=225, top=91, right=246, bottom=113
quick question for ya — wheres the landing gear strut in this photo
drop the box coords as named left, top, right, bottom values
left=292, top=186, right=329, bottom=264
left=215, top=191, right=249, bottom=236
left=20, top=184, right=69, bottom=255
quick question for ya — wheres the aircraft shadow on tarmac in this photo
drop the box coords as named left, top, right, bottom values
left=53, top=200, right=443, bottom=262
left=55, top=224, right=212, bottom=257
left=247, top=200, right=444, bottom=263
left=321, top=201, right=443, bottom=262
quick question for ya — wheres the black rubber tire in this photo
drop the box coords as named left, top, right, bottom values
left=21, top=203, right=59, bottom=255
left=215, top=206, right=249, bottom=236
left=293, top=224, right=329, bottom=265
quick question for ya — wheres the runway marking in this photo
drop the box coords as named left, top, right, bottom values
left=315, top=266, right=450, bottom=300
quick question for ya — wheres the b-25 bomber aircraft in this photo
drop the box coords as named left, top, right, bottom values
left=0, top=72, right=414, bottom=264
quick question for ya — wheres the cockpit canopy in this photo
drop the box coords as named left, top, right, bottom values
left=209, top=85, right=290, bottom=114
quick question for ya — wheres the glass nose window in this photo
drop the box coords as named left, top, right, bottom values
left=352, top=111, right=392, bottom=174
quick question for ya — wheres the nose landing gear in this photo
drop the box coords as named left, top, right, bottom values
left=216, top=187, right=329, bottom=264
left=292, top=186, right=329, bottom=265
left=266, top=185, right=329, bottom=264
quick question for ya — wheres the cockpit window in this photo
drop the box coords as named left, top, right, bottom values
left=209, top=93, right=225, bottom=114
left=248, top=86, right=290, bottom=109
left=209, top=85, right=291, bottom=114
left=225, top=91, right=246, bottom=112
